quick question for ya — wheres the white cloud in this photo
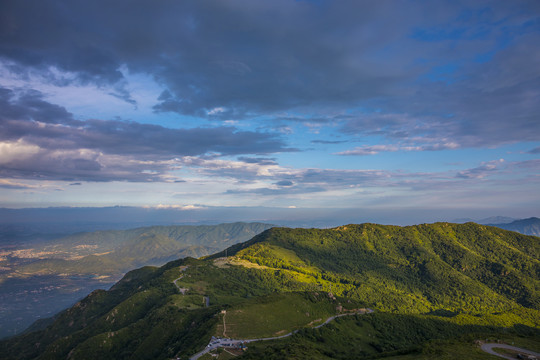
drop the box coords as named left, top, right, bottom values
left=337, top=144, right=400, bottom=156
left=180, top=156, right=294, bottom=178
left=0, top=140, right=41, bottom=164
left=336, top=142, right=460, bottom=156
left=0, top=179, right=38, bottom=189
left=149, top=204, right=207, bottom=210
left=207, top=107, right=227, bottom=115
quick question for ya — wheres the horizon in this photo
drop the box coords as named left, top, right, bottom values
left=1, top=1, right=539, bottom=218
left=0, top=205, right=536, bottom=230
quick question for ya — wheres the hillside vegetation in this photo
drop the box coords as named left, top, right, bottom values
left=10, top=222, right=273, bottom=276
left=0, top=222, right=272, bottom=339
left=1, top=222, right=538, bottom=359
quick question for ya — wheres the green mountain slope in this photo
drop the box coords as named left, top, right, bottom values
left=222, top=223, right=539, bottom=312
left=0, top=222, right=273, bottom=339
left=12, top=222, right=273, bottom=276
left=1, top=223, right=539, bottom=360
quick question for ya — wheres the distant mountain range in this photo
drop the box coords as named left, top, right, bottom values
left=12, top=222, right=274, bottom=275
left=488, top=217, right=540, bottom=237
left=452, top=216, right=540, bottom=236
left=1, top=222, right=538, bottom=359
left=453, top=216, right=517, bottom=224
left=0, top=222, right=273, bottom=339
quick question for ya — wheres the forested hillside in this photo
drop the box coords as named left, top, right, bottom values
left=0, top=222, right=272, bottom=339
left=1, top=222, right=538, bottom=359
left=11, top=222, right=273, bottom=275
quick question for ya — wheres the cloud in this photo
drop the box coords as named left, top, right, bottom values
left=190, top=156, right=537, bottom=201
left=0, top=87, right=293, bottom=181
left=178, top=156, right=403, bottom=197
left=151, top=204, right=207, bottom=210
left=237, top=157, right=278, bottom=165
left=0, top=139, right=41, bottom=163
left=0, top=3, right=459, bottom=112
left=1, top=1, right=538, bottom=149
left=226, top=185, right=327, bottom=196
left=1, top=0, right=539, bottom=213
left=337, top=144, right=401, bottom=156
left=275, top=180, right=294, bottom=187
left=0, top=141, right=171, bottom=182
left=456, top=159, right=505, bottom=179
left=180, top=156, right=291, bottom=180
left=336, top=142, right=459, bottom=156
left=508, top=158, right=540, bottom=171
left=311, top=139, right=347, bottom=145
left=0, top=179, right=38, bottom=189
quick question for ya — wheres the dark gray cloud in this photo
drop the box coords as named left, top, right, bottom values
left=0, top=87, right=291, bottom=156
left=0, top=1, right=461, bottom=115
left=340, top=30, right=540, bottom=149
left=0, top=87, right=292, bottom=181
left=0, top=0, right=538, bottom=155
left=0, top=145, right=170, bottom=182
left=275, top=180, right=293, bottom=187
left=0, top=87, right=74, bottom=125
left=236, top=157, right=277, bottom=165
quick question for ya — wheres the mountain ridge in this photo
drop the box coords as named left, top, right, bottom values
left=488, top=217, right=540, bottom=237
left=0, top=222, right=273, bottom=339
left=1, top=222, right=538, bottom=359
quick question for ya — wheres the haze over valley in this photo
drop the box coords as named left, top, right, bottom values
left=0, top=222, right=272, bottom=338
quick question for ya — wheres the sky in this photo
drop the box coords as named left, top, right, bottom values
left=0, top=0, right=539, bottom=224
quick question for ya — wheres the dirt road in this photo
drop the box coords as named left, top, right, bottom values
left=481, top=343, right=540, bottom=359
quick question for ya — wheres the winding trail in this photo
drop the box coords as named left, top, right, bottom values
left=172, top=266, right=189, bottom=294
left=222, top=311, right=227, bottom=338
left=189, top=308, right=374, bottom=360
left=480, top=343, right=540, bottom=359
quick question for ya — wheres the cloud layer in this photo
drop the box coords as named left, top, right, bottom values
left=0, top=87, right=291, bottom=181
left=0, top=1, right=539, bottom=214
left=1, top=0, right=538, bottom=149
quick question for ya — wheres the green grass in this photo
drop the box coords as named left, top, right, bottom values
left=168, top=294, right=205, bottom=310
left=218, top=350, right=238, bottom=359
left=200, top=349, right=239, bottom=360
left=216, top=292, right=338, bottom=339
left=239, top=312, right=540, bottom=360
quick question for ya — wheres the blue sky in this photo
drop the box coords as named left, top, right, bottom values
left=0, top=0, right=539, bottom=223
